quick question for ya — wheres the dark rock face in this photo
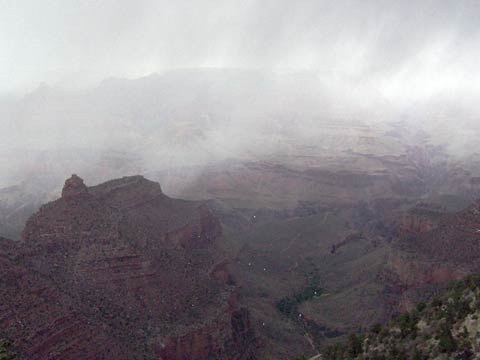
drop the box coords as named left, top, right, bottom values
left=416, top=200, right=480, bottom=266
left=0, top=175, right=257, bottom=359
left=61, top=174, right=89, bottom=201
left=379, top=200, right=480, bottom=314
left=0, top=237, right=133, bottom=360
left=157, top=306, right=257, bottom=360
left=397, top=199, right=480, bottom=268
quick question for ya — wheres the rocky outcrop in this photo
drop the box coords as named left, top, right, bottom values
left=401, top=212, right=435, bottom=234
left=61, top=174, right=89, bottom=201
left=379, top=200, right=480, bottom=315
left=399, top=202, right=447, bottom=235
left=1, top=175, right=258, bottom=359
left=407, top=200, right=480, bottom=267
left=379, top=255, right=467, bottom=313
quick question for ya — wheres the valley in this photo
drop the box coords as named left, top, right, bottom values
left=1, top=72, right=480, bottom=359
left=2, top=1, right=479, bottom=358
left=1, top=116, right=480, bottom=359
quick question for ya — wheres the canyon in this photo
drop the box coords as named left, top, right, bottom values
left=1, top=72, right=480, bottom=359
left=0, top=175, right=257, bottom=359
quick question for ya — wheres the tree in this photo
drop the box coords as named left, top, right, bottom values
left=438, top=324, right=457, bottom=353
left=347, top=334, right=363, bottom=357
left=412, top=348, right=426, bottom=360
left=0, top=340, right=15, bottom=360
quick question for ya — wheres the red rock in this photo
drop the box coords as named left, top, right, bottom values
left=380, top=200, right=480, bottom=314
left=1, top=175, right=258, bottom=359
left=61, top=174, right=89, bottom=201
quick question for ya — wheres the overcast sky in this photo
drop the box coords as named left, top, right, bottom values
left=1, top=0, right=479, bottom=101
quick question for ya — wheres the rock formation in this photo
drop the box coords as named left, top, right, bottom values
left=0, top=175, right=258, bottom=359
left=380, top=199, right=480, bottom=315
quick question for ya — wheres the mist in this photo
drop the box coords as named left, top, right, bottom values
left=1, top=0, right=479, bottom=95
left=1, top=0, right=480, bottom=190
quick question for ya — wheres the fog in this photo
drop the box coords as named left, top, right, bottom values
left=1, top=1, right=479, bottom=97
left=1, top=0, right=480, bottom=189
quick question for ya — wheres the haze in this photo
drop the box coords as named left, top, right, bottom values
left=1, top=0, right=479, bottom=99
left=0, top=0, right=479, bottom=189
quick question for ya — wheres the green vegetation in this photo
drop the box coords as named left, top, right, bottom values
left=0, top=340, right=15, bottom=360
left=276, top=261, right=322, bottom=319
left=276, top=284, right=323, bottom=318
left=320, top=274, right=480, bottom=360
left=292, top=355, right=307, bottom=360
left=437, top=324, right=457, bottom=353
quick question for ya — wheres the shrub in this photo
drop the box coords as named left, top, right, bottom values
left=293, top=354, right=307, bottom=360
left=396, top=313, right=417, bottom=338
left=0, top=340, right=15, bottom=360
left=412, top=348, right=427, bottom=360
left=347, top=334, right=363, bottom=357
left=416, top=302, right=427, bottom=313
left=370, top=323, right=382, bottom=334
left=438, top=325, right=457, bottom=353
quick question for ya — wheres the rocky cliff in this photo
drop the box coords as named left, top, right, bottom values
left=0, top=175, right=258, bottom=359
left=379, top=199, right=480, bottom=316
